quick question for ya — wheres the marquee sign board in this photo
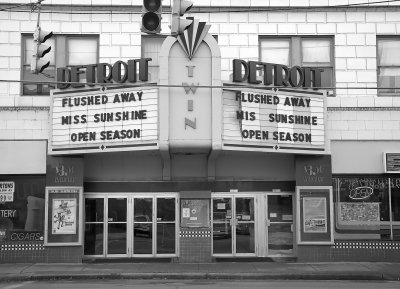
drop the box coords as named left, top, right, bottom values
left=222, top=87, right=326, bottom=154
left=49, top=86, right=159, bottom=155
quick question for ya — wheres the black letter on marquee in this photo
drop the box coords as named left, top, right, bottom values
left=232, top=59, right=249, bottom=83
left=289, top=66, right=304, bottom=87
left=112, top=61, right=128, bottom=83
left=97, top=63, right=113, bottom=84
left=138, top=58, right=151, bottom=82
left=57, top=67, right=71, bottom=89
left=71, top=66, right=85, bottom=88
left=248, top=61, right=262, bottom=84
left=274, top=64, right=290, bottom=87
left=86, top=64, right=97, bottom=86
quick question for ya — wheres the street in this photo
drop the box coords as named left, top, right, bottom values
left=0, top=280, right=399, bottom=289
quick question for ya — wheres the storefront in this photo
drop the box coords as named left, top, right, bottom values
left=3, top=10, right=400, bottom=264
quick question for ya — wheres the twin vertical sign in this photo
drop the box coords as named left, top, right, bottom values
left=165, top=19, right=214, bottom=150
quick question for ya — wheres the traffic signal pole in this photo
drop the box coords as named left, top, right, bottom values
left=31, top=0, right=43, bottom=74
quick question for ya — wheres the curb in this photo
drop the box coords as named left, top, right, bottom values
left=0, top=272, right=395, bottom=282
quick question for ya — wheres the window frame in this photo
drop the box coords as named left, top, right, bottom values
left=259, top=35, right=335, bottom=95
left=141, top=35, right=166, bottom=83
left=333, top=175, right=400, bottom=241
left=376, top=36, right=400, bottom=97
left=21, top=33, right=100, bottom=96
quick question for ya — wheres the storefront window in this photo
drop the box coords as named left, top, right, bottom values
left=0, top=175, right=46, bottom=242
left=391, top=178, right=400, bottom=240
left=333, top=176, right=400, bottom=240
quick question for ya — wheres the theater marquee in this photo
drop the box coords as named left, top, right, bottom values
left=222, top=87, right=326, bottom=154
left=49, top=86, right=159, bottom=154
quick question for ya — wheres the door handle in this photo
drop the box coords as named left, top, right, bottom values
left=266, top=219, right=271, bottom=227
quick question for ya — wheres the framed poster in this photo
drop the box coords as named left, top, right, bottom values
left=45, top=187, right=83, bottom=246
left=303, top=197, right=327, bottom=233
left=52, top=199, right=77, bottom=234
left=296, top=186, right=333, bottom=245
left=180, top=199, right=210, bottom=228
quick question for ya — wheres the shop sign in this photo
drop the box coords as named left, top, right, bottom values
left=49, top=87, right=158, bottom=154
left=56, top=58, right=151, bottom=89
left=295, top=155, right=332, bottom=186
left=6, top=231, right=44, bottom=241
left=384, top=152, right=400, bottom=173
left=46, top=156, right=83, bottom=187
left=0, top=181, right=14, bottom=202
left=232, top=59, right=324, bottom=89
left=0, top=210, right=16, bottom=218
left=222, top=88, right=326, bottom=154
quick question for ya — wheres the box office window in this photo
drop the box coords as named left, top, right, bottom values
left=22, top=35, right=98, bottom=95
left=260, top=37, right=334, bottom=95
left=377, top=37, right=400, bottom=95
left=0, top=175, right=46, bottom=242
left=333, top=176, right=400, bottom=240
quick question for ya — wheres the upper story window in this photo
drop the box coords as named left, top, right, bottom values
left=22, top=34, right=99, bottom=95
left=141, top=35, right=166, bottom=82
left=377, top=37, right=400, bottom=96
left=260, top=36, right=334, bottom=95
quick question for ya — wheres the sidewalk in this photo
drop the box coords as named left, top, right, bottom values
left=0, top=262, right=399, bottom=282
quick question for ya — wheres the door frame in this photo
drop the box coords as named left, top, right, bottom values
left=211, top=193, right=257, bottom=257
left=83, top=193, right=179, bottom=258
left=265, top=192, right=296, bottom=257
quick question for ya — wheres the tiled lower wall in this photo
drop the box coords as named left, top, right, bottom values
left=298, top=241, right=400, bottom=262
left=0, top=242, right=83, bottom=263
left=179, top=228, right=212, bottom=263
left=2, top=240, right=400, bottom=263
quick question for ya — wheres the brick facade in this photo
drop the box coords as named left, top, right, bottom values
left=1, top=1, right=400, bottom=263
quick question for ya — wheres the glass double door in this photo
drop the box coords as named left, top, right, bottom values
left=212, top=195, right=256, bottom=256
left=84, top=194, right=178, bottom=258
left=212, top=193, right=294, bottom=258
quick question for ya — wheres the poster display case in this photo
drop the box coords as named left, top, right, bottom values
left=44, top=187, right=83, bottom=246
left=180, top=199, right=210, bottom=228
left=296, top=186, right=333, bottom=245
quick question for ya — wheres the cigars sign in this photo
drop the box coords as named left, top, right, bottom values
left=49, top=86, right=158, bottom=154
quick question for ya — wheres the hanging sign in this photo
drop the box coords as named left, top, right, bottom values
left=0, top=182, right=14, bottom=202
left=49, top=86, right=159, bottom=154
left=222, top=87, right=326, bottom=154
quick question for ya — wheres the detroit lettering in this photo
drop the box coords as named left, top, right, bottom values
left=60, top=91, right=146, bottom=142
left=236, top=91, right=318, bottom=143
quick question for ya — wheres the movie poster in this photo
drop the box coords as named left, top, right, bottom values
left=303, top=197, right=327, bottom=233
left=52, top=199, right=76, bottom=234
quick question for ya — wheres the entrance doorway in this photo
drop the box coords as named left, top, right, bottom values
left=84, top=193, right=178, bottom=258
left=266, top=193, right=294, bottom=257
left=211, top=192, right=294, bottom=258
left=212, top=195, right=256, bottom=256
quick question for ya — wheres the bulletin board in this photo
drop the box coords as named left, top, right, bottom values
left=180, top=199, right=210, bottom=228
left=296, top=186, right=334, bottom=245
left=44, top=187, right=83, bottom=246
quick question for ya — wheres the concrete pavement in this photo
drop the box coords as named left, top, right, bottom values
left=0, top=262, right=399, bottom=282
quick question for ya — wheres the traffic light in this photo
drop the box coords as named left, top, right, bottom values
left=171, top=0, right=193, bottom=35
left=141, top=0, right=162, bottom=34
left=31, top=26, right=53, bottom=74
